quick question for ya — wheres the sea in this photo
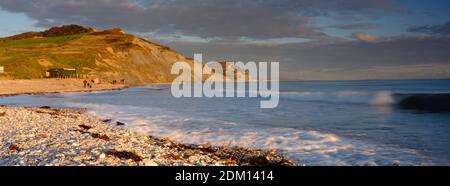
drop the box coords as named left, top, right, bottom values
left=1, top=79, right=450, bottom=165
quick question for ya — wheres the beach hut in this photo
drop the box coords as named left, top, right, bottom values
left=46, top=68, right=77, bottom=78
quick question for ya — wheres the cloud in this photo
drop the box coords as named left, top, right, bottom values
left=358, top=64, right=450, bottom=79
left=352, top=32, right=388, bottom=43
left=329, top=23, right=377, bottom=30
left=407, top=21, right=450, bottom=36
left=0, top=0, right=402, bottom=40
left=165, top=35, right=450, bottom=80
left=352, top=31, right=450, bottom=44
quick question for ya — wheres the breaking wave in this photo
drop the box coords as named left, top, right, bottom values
left=397, top=93, right=450, bottom=112
left=281, top=90, right=450, bottom=111
left=281, top=90, right=396, bottom=106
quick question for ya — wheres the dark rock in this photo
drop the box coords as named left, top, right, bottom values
left=116, top=121, right=125, bottom=126
left=78, top=124, right=92, bottom=130
left=39, top=106, right=52, bottom=109
left=102, top=119, right=112, bottom=123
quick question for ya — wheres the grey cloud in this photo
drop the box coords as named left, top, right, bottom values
left=329, top=23, right=377, bottom=30
left=408, top=21, right=450, bottom=36
left=163, top=36, right=450, bottom=80
left=0, top=0, right=401, bottom=39
left=352, top=32, right=388, bottom=43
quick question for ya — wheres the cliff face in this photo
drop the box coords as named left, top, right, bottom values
left=0, top=25, right=244, bottom=85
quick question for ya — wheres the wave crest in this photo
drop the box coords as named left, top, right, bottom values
left=281, top=90, right=395, bottom=106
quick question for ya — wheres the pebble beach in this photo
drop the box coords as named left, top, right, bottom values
left=0, top=106, right=295, bottom=166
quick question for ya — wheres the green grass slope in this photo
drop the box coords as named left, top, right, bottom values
left=0, top=34, right=84, bottom=48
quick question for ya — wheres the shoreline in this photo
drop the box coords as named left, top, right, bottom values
left=0, top=106, right=295, bottom=166
left=0, top=87, right=129, bottom=97
left=0, top=79, right=128, bottom=97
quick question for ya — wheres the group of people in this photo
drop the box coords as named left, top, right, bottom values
left=111, top=79, right=125, bottom=85
left=82, top=80, right=93, bottom=88
left=83, top=79, right=125, bottom=88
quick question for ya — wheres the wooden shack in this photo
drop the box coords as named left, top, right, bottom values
left=46, top=68, right=77, bottom=78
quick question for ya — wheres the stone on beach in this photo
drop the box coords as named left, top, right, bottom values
left=116, top=122, right=126, bottom=126
left=144, top=159, right=158, bottom=166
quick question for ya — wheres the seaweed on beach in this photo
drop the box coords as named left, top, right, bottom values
left=91, top=133, right=110, bottom=141
left=8, top=144, right=20, bottom=151
left=105, top=150, right=142, bottom=162
left=35, top=108, right=79, bottom=119
left=75, top=125, right=110, bottom=141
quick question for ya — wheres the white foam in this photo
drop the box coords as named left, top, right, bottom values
left=369, top=91, right=395, bottom=106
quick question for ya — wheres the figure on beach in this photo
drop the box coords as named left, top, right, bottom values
left=83, top=80, right=88, bottom=88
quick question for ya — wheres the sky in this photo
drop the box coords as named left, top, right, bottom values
left=0, top=0, right=449, bottom=80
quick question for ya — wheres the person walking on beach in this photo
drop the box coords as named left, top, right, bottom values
left=83, top=80, right=88, bottom=88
